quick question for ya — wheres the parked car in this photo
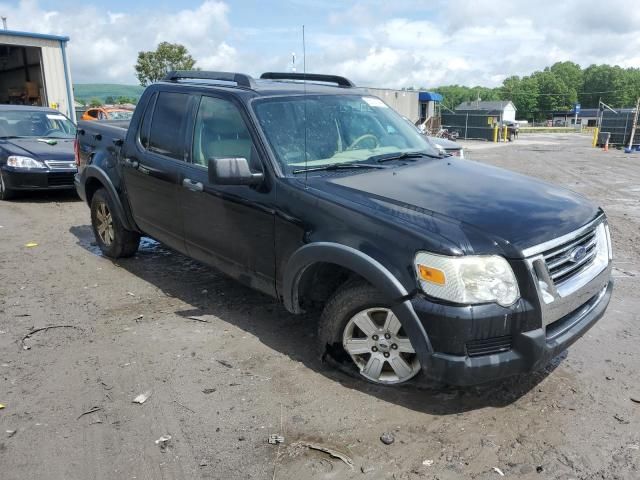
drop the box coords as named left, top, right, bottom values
left=428, top=136, right=464, bottom=158
left=81, top=107, right=134, bottom=121
left=0, top=105, right=77, bottom=200
left=75, top=71, right=613, bottom=387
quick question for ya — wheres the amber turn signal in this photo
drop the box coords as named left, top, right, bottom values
left=418, top=265, right=446, bottom=285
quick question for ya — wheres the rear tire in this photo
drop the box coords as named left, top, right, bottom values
left=0, top=171, right=15, bottom=200
left=318, top=279, right=421, bottom=385
left=90, top=188, right=140, bottom=258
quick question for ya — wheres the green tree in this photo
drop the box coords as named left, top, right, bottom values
left=500, top=75, right=539, bottom=120
left=105, top=96, right=115, bottom=105
left=531, top=71, right=571, bottom=117
left=89, top=98, right=103, bottom=107
left=582, top=64, right=630, bottom=108
left=134, top=42, right=197, bottom=86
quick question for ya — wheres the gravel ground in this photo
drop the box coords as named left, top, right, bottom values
left=1, top=133, right=638, bottom=479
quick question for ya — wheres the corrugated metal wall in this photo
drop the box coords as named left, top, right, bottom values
left=0, top=33, right=74, bottom=120
left=360, top=88, right=420, bottom=123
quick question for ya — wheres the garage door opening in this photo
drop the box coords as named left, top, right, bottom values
left=0, top=44, right=46, bottom=107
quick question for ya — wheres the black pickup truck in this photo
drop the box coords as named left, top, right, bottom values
left=75, top=71, right=613, bottom=386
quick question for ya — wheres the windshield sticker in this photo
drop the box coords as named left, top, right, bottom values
left=363, top=97, right=388, bottom=108
left=46, top=114, right=67, bottom=120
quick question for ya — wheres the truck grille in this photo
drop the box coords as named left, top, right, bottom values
left=466, top=335, right=512, bottom=357
left=542, top=227, right=598, bottom=286
left=47, top=173, right=75, bottom=186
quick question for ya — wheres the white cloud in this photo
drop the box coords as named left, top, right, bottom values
left=0, top=0, right=638, bottom=89
left=0, top=0, right=234, bottom=83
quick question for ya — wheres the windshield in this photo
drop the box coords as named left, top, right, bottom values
left=0, top=110, right=76, bottom=138
left=107, top=110, right=134, bottom=120
left=253, top=94, right=439, bottom=174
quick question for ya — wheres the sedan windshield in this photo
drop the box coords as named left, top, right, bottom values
left=0, top=110, right=76, bottom=139
left=253, top=94, right=439, bottom=174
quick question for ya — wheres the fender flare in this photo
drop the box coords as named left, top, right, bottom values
left=283, top=242, right=433, bottom=358
left=84, top=165, right=136, bottom=232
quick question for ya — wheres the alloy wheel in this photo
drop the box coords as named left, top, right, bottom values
left=342, top=307, right=420, bottom=384
left=95, top=201, right=114, bottom=246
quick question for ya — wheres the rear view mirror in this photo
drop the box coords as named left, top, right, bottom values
left=208, top=157, right=264, bottom=186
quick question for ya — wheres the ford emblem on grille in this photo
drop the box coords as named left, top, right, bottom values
left=569, top=245, right=587, bottom=263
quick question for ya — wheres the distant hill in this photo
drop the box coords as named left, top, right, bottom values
left=73, top=84, right=145, bottom=103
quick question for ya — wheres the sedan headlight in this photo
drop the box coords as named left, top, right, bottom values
left=7, top=155, right=46, bottom=169
left=414, top=252, right=520, bottom=307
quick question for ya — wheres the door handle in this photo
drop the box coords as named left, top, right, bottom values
left=123, top=158, right=139, bottom=169
left=182, top=178, right=204, bottom=192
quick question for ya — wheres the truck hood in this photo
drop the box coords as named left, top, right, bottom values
left=1, top=137, right=74, bottom=161
left=315, top=158, right=600, bottom=254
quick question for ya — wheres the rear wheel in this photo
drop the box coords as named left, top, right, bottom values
left=318, top=280, right=421, bottom=385
left=90, top=188, right=140, bottom=258
left=0, top=171, right=15, bottom=200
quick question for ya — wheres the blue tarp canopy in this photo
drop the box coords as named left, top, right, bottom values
left=419, top=91, right=443, bottom=102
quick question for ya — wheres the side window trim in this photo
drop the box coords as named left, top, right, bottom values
left=137, top=91, right=158, bottom=151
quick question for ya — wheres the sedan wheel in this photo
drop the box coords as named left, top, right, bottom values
left=342, top=307, right=420, bottom=384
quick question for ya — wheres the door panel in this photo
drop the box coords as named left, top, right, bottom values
left=122, top=91, right=194, bottom=252
left=179, top=95, right=276, bottom=295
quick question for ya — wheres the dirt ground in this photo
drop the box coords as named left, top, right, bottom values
left=1, top=133, right=639, bottom=480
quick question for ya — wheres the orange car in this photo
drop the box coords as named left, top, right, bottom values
left=81, top=107, right=134, bottom=121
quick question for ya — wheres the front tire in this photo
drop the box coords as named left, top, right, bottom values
left=318, top=280, right=421, bottom=385
left=0, top=171, right=15, bottom=200
left=90, top=188, right=140, bottom=258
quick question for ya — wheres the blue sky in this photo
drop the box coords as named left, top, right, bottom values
left=2, top=0, right=639, bottom=87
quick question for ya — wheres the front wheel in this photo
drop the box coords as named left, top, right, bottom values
left=0, top=171, right=15, bottom=200
left=90, top=188, right=140, bottom=258
left=318, top=280, right=421, bottom=385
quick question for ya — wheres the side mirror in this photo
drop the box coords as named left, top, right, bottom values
left=208, top=157, right=264, bottom=186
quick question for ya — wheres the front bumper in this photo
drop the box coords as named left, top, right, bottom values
left=1, top=166, right=76, bottom=191
left=417, top=280, right=612, bottom=385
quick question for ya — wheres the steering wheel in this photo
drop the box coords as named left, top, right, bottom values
left=43, top=128, right=63, bottom=137
left=347, top=134, right=379, bottom=150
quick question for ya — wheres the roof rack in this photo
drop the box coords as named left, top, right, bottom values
left=163, top=70, right=255, bottom=88
left=260, top=72, right=355, bottom=88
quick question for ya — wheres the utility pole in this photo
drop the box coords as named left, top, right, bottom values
left=628, top=97, right=640, bottom=151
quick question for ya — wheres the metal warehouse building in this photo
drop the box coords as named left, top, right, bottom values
left=0, top=30, right=75, bottom=121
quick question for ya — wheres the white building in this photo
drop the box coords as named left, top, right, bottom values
left=0, top=30, right=75, bottom=121
left=456, top=100, right=517, bottom=123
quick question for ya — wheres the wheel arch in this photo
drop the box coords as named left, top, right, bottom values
left=283, top=242, right=408, bottom=314
left=284, top=242, right=433, bottom=359
left=84, top=166, right=136, bottom=232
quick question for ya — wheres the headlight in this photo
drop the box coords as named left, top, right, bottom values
left=7, top=155, right=46, bottom=169
left=414, top=252, right=520, bottom=307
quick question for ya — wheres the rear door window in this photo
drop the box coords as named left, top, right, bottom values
left=147, top=92, right=190, bottom=160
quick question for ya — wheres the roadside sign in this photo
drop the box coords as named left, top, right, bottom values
left=574, top=103, right=581, bottom=114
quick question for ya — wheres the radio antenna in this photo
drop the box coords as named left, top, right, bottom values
left=302, top=25, right=308, bottom=188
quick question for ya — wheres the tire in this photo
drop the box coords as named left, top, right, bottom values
left=90, top=188, right=140, bottom=258
left=318, top=279, right=421, bottom=385
left=0, top=171, right=15, bottom=200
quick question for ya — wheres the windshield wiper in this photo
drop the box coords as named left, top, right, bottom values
left=292, top=162, right=386, bottom=174
left=369, top=151, right=441, bottom=163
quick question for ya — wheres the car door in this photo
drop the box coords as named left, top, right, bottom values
left=178, top=94, right=276, bottom=296
left=121, top=90, right=196, bottom=252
